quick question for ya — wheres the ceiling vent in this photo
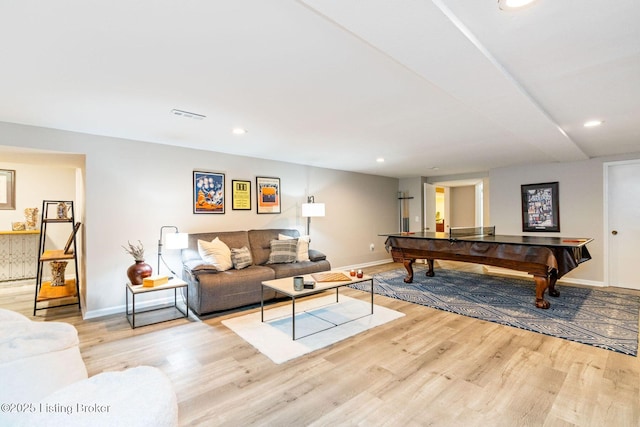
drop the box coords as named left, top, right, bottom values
left=171, top=109, right=206, bottom=120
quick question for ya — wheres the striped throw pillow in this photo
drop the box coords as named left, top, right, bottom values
left=231, top=246, right=253, bottom=270
left=266, top=239, right=298, bottom=264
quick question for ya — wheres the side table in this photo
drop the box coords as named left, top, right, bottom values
left=125, top=278, right=189, bottom=328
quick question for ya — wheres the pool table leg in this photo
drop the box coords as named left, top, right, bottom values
left=548, top=270, right=560, bottom=297
left=402, top=259, right=414, bottom=283
left=534, top=275, right=551, bottom=309
left=425, top=259, right=435, bottom=277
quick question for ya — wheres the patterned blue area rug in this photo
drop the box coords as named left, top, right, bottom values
left=350, top=266, right=640, bottom=356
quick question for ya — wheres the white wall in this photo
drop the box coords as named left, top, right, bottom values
left=0, top=121, right=398, bottom=318
left=0, top=160, right=78, bottom=253
left=398, top=177, right=423, bottom=232
left=482, top=177, right=490, bottom=226
left=490, top=158, right=606, bottom=282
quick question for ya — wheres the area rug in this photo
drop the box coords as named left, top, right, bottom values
left=222, top=295, right=404, bottom=364
left=350, top=266, right=640, bottom=356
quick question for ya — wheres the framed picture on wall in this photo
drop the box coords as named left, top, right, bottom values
left=231, top=179, right=251, bottom=210
left=0, top=169, right=16, bottom=210
left=193, top=171, right=225, bottom=214
left=521, top=182, right=560, bottom=232
left=256, top=176, right=281, bottom=214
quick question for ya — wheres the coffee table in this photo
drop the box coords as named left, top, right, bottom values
left=261, top=271, right=374, bottom=340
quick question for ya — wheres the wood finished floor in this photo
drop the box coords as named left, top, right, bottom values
left=2, top=262, right=639, bottom=427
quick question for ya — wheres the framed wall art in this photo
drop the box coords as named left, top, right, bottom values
left=231, top=179, right=251, bottom=210
left=521, top=182, right=559, bottom=232
left=256, top=176, right=281, bottom=214
left=0, top=169, right=16, bottom=210
left=193, top=171, right=225, bottom=214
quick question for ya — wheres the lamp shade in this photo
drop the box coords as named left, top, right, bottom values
left=165, top=232, right=189, bottom=249
left=301, top=203, right=325, bottom=218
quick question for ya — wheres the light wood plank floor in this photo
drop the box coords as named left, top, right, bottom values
left=2, top=262, right=639, bottom=426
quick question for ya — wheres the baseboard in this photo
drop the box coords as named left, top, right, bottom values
left=483, top=266, right=605, bottom=288
left=337, top=258, right=394, bottom=271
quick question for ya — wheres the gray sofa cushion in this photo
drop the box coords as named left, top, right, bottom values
left=184, top=231, right=250, bottom=269
left=187, top=265, right=276, bottom=314
left=186, top=231, right=251, bottom=258
left=267, top=259, right=332, bottom=279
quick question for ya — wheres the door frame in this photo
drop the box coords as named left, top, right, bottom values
left=603, top=158, right=640, bottom=287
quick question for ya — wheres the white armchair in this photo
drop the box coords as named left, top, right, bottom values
left=0, top=309, right=178, bottom=426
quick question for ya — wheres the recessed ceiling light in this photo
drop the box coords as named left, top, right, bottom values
left=376, top=157, right=385, bottom=163
left=232, top=128, right=247, bottom=135
left=584, top=120, right=604, bottom=128
left=498, top=0, right=538, bottom=10
left=171, top=109, right=206, bottom=120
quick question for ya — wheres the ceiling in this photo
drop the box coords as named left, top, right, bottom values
left=1, top=0, right=638, bottom=178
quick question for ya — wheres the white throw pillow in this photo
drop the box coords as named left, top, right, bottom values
left=279, top=233, right=310, bottom=262
left=197, top=238, right=232, bottom=271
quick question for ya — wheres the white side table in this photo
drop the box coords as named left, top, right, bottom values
left=125, top=278, right=189, bottom=328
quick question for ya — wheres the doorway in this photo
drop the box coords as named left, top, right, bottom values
left=425, top=179, right=484, bottom=232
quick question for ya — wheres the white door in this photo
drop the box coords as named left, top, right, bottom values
left=423, top=183, right=436, bottom=232
left=607, top=160, right=640, bottom=290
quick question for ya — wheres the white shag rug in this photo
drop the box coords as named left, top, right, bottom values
left=222, top=295, right=404, bottom=364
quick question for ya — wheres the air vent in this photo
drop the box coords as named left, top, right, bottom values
left=171, top=109, right=206, bottom=120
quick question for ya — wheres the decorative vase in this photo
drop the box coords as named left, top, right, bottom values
left=127, top=260, right=153, bottom=285
left=24, top=207, right=39, bottom=230
left=50, top=261, right=68, bottom=287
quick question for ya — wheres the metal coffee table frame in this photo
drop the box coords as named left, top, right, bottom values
left=261, top=273, right=374, bottom=340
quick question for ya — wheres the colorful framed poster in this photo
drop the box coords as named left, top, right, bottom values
left=256, top=176, right=281, bottom=214
left=0, top=169, right=16, bottom=210
left=193, top=171, right=225, bottom=214
left=521, top=182, right=560, bottom=232
left=232, top=179, right=251, bottom=210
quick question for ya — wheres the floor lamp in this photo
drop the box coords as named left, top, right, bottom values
left=301, top=196, right=325, bottom=237
left=157, top=226, right=188, bottom=278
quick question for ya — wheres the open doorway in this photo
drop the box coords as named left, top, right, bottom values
left=435, top=187, right=445, bottom=231
left=0, top=146, right=86, bottom=313
left=424, top=178, right=486, bottom=232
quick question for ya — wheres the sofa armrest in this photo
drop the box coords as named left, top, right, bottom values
left=182, top=248, right=221, bottom=274
left=308, top=249, right=327, bottom=262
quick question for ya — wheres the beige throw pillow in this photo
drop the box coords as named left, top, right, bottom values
left=197, top=237, right=232, bottom=271
left=279, top=233, right=310, bottom=262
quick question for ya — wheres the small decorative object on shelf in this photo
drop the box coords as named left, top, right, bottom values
left=123, top=240, right=153, bottom=285
left=24, top=207, right=39, bottom=230
left=11, top=221, right=25, bottom=231
left=50, top=261, right=68, bottom=286
left=56, top=202, right=68, bottom=219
